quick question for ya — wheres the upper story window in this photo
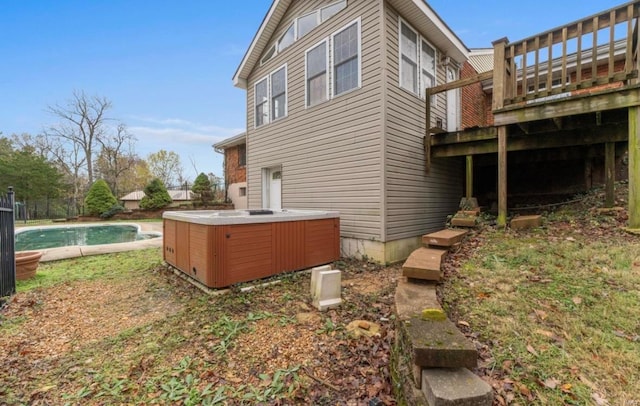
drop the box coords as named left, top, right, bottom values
left=238, top=144, right=246, bottom=167
left=332, top=20, right=361, bottom=96
left=278, top=24, right=295, bottom=52
left=271, top=66, right=287, bottom=120
left=400, top=22, right=418, bottom=94
left=306, top=40, right=329, bottom=107
left=261, top=0, right=347, bottom=65
left=298, top=12, right=319, bottom=38
left=421, top=40, right=436, bottom=93
left=255, top=78, right=269, bottom=127
left=399, top=19, right=437, bottom=99
left=254, top=64, right=288, bottom=129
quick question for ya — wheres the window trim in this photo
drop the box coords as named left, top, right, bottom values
left=330, top=17, right=362, bottom=98
left=304, top=39, right=330, bottom=108
left=261, top=0, right=347, bottom=66
left=238, top=144, right=246, bottom=167
left=254, top=75, right=269, bottom=129
left=253, top=65, right=288, bottom=129
left=398, top=17, right=438, bottom=100
left=270, top=64, right=288, bottom=122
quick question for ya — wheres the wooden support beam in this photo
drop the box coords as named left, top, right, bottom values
left=431, top=127, right=498, bottom=146
left=466, top=156, right=473, bottom=199
left=497, top=127, right=508, bottom=227
left=492, top=38, right=509, bottom=111
left=429, top=70, right=493, bottom=95
left=605, top=142, right=616, bottom=207
left=425, top=89, right=432, bottom=173
left=494, top=84, right=640, bottom=126
left=432, top=122, right=628, bottom=158
left=630, top=106, right=640, bottom=228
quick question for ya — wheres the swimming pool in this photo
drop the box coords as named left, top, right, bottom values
left=15, top=224, right=162, bottom=251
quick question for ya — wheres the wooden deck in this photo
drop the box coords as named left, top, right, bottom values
left=424, top=0, right=640, bottom=228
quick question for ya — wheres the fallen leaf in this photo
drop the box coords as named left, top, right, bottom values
left=543, top=377, right=560, bottom=389
left=592, top=392, right=610, bottom=406
left=526, top=344, right=539, bottom=357
left=566, top=237, right=576, bottom=242
left=457, top=320, right=470, bottom=328
left=535, top=329, right=554, bottom=338
left=572, top=296, right=582, bottom=305
left=578, top=374, right=597, bottom=390
left=561, top=383, right=573, bottom=393
left=533, top=309, right=548, bottom=320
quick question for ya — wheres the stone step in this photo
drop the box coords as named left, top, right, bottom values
left=402, top=248, right=448, bottom=281
left=450, top=216, right=477, bottom=228
left=395, top=278, right=440, bottom=322
left=422, top=229, right=468, bottom=248
left=510, top=214, right=542, bottom=230
left=401, top=316, right=477, bottom=370
left=422, top=368, right=493, bottom=406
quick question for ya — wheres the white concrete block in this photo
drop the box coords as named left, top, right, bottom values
left=310, top=265, right=332, bottom=297
left=313, top=270, right=342, bottom=311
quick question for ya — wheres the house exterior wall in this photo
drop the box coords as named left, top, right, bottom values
left=245, top=0, right=385, bottom=242
left=224, top=144, right=247, bottom=185
left=382, top=2, right=464, bottom=244
left=460, top=61, right=489, bottom=129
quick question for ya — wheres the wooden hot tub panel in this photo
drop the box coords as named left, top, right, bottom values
left=163, top=217, right=340, bottom=288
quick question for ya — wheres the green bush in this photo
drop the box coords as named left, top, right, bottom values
left=191, top=172, right=214, bottom=207
left=85, top=180, right=118, bottom=216
left=100, top=204, right=125, bottom=219
left=140, top=178, right=172, bottom=210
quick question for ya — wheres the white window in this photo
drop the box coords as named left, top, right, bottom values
left=261, top=1, right=347, bottom=63
left=306, top=40, right=329, bottom=107
left=321, top=0, right=347, bottom=22
left=332, top=20, right=361, bottom=96
left=298, top=12, right=319, bottom=39
left=254, top=77, right=268, bottom=127
left=399, top=18, right=438, bottom=99
left=421, top=40, right=436, bottom=98
left=271, top=66, right=287, bottom=120
left=400, top=22, right=418, bottom=94
left=278, top=23, right=295, bottom=52
left=260, top=44, right=276, bottom=65
left=254, top=65, right=287, bottom=128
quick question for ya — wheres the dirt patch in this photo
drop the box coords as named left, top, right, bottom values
left=0, top=277, right=180, bottom=362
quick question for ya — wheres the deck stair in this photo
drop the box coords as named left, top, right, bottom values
left=396, top=228, right=493, bottom=405
left=451, top=209, right=480, bottom=228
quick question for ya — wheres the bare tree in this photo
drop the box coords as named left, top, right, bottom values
left=147, top=149, right=184, bottom=187
left=46, top=90, right=112, bottom=184
left=96, top=124, right=137, bottom=198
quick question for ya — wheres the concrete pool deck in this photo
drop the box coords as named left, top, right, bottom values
left=21, top=222, right=164, bottom=262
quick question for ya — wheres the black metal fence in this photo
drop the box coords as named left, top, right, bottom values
left=14, top=197, right=82, bottom=224
left=0, top=187, right=16, bottom=298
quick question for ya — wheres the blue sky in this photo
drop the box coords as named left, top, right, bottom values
left=0, top=1, right=622, bottom=181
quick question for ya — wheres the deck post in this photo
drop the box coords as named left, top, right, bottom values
left=630, top=107, right=640, bottom=228
left=605, top=142, right=616, bottom=208
left=425, top=89, right=432, bottom=173
left=465, top=155, right=473, bottom=199
left=497, top=127, right=508, bottom=227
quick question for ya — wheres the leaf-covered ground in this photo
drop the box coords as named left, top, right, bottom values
left=441, top=184, right=640, bottom=405
left=0, top=252, right=400, bottom=405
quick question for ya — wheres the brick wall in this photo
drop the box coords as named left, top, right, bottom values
left=460, top=61, right=493, bottom=129
left=225, top=144, right=247, bottom=184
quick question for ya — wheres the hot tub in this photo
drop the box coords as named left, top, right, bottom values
left=162, top=209, right=340, bottom=288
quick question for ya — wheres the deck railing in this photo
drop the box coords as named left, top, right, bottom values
left=493, top=1, right=640, bottom=109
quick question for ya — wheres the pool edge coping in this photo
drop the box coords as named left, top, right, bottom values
left=16, top=222, right=163, bottom=262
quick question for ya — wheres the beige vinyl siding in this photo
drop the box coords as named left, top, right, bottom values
left=383, top=3, right=463, bottom=241
left=246, top=0, right=384, bottom=240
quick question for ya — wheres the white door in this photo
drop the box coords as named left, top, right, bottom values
left=263, top=167, right=282, bottom=209
left=446, top=66, right=459, bottom=132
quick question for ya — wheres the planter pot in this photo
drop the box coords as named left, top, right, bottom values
left=15, top=251, right=43, bottom=280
